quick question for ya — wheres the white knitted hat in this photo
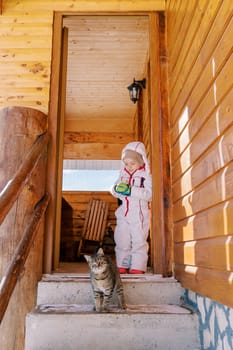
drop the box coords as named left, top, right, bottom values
left=121, top=141, right=151, bottom=173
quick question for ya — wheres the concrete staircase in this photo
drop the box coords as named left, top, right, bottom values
left=25, top=273, right=200, bottom=349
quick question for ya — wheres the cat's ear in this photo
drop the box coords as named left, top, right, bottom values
left=84, top=254, right=91, bottom=263
left=97, top=247, right=104, bottom=256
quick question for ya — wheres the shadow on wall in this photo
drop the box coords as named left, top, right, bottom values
left=60, top=197, right=76, bottom=261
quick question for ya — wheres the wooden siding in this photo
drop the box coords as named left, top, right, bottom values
left=0, top=0, right=165, bottom=116
left=167, top=0, right=233, bottom=307
left=0, top=1, right=165, bottom=167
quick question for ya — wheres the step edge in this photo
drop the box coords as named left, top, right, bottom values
left=28, top=303, right=193, bottom=315
left=41, top=274, right=180, bottom=284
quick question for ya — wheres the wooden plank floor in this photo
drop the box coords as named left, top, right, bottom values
left=54, top=262, right=89, bottom=274
left=54, top=262, right=153, bottom=275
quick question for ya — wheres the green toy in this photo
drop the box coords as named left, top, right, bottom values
left=115, top=182, right=131, bottom=196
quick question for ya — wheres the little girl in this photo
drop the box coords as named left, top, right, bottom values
left=111, top=141, right=152, bottom=274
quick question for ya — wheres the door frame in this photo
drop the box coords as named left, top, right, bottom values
left=45, top=11, right=169, bottom=275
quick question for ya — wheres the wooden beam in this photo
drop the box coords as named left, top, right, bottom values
left=45, top=12, right=63, bottom=273
left=61, top=1, right=166, bottom=12
left=53, top=26, right=69, bottom=270
left=64, top=131, right=134, bottom=144
left=158, top=12, right=173, bottom=276
left=149, top=12, right=166, bottom=275
left=65, top=118, right=134, bottom=133
left=64, top=142, right=123, bottom=160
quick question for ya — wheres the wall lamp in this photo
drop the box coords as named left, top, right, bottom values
left=127, top=78, right=146, bottom=104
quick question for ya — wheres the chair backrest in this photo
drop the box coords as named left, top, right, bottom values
left=82, top=199, right=109, bottom=242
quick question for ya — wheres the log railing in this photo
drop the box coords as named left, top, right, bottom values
left=0, top=132, right=49, bottom=324
left=0, top=133, right=49, bottom=225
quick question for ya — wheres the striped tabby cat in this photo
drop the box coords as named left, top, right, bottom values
left=85, top=248, right=126, bottom=312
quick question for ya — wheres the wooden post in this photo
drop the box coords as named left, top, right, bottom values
left=44, top=13, right=63, bottom=273
left=149, top=13, right=166, bottom=275
left=0, top=106, right=48, bottom=348
left=53, top=26, right=68, bottom=269
left=0, top=106, right=47, bottom=275
left=0, top=133, right=49, bottom=225
left=158, top=12, right=173, bottom=276
left=0, top=106, right=47, bottom=190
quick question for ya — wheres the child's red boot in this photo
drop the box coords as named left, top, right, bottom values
left=129, top=269, right=145, bottom=274
left=118, top=267, right=129, bottom=274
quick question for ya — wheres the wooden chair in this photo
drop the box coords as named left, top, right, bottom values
left=77, top=199, right=109, bottom=257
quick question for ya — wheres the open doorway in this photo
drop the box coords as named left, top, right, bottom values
left=47, top=12, right=169, bottom=276
left=59, top=15, right=150, bottom=269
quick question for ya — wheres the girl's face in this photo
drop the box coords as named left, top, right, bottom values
left=124, top=158, right=141, bottom=173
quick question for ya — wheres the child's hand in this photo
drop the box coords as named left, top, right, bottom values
left=114, top=182, right=131, bottom=196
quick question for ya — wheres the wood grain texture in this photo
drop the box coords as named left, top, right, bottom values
left=64, top=131, right=134, bottom=144
left=172, top=122, right=233, bottom=201
left=175, top=264, right=233, bottom=308
left=170, top=6, right=233, bottom=129
left=0, top=1, right=162, bottom=146
left=173, top=199, right=233, bottom=242
left=3, top=1, right=165, bottom=12
left=174, top=236, right=233, bottom=271
left=149, top=12, right=166, bottom=275
left=0, top=194, right=49, bottom=324
left=167, top=0, right=233, bottom=307
left=173, top=161, right=233, bottom=222
left=0, top=106, right=48, bottom=350
left=64, top=142, right=124, bottom=160
left=170, top=0, right=232, bottom=127
left=61, top=191, right=117, bottom=261
left=0, top=2, right=164, bottom=274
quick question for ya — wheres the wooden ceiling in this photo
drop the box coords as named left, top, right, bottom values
left=63, top=15, right=149, bottom=123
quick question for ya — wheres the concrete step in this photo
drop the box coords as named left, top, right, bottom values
left=37, top=273, right=183, bottom=306
left=25, top=304, right=200, bottom=350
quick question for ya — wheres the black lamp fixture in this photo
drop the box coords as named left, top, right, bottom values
left=127, top=78, right=146, bottom=104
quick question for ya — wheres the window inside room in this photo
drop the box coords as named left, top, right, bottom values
left=62, top=160, right=121, bottom=191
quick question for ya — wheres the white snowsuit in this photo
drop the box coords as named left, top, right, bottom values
left=111, top=142, right=152, bottom=272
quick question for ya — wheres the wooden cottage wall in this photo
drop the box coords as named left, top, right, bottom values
left=0, top=3, right=52, bottom=113
left=61, top=191, right=118, bottom=261
left=166, top=0, right=233, bottom=307
left=0, top=0, right=164, bottom=115
left=0, top=2, right=163, bottom=347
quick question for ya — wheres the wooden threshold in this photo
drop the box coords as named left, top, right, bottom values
left=53, top=262, right=153, bottom=275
